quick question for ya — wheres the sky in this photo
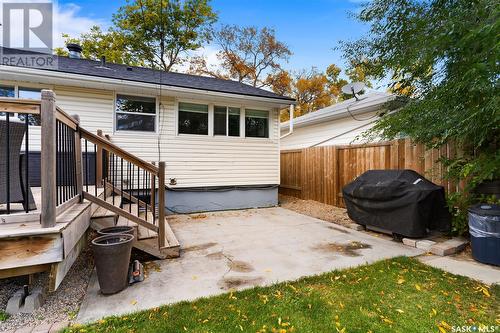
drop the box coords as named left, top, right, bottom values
left=53, top=0, right=375, bottom=84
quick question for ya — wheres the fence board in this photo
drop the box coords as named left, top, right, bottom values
left=279, top=139, right=454, bottom=207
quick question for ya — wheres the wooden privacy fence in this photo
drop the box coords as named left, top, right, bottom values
left=280, top=139, right=460, bottom=207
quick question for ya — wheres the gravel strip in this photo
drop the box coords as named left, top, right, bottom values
left=0, top=236, right=94, bottom=331
left=279, top=194, right=354, bottom=226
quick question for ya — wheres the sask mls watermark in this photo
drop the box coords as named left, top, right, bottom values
left=1, top=1, right=57, bottom=68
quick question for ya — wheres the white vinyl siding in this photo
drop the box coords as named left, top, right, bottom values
left=279, top=112, right=378, bottom=150
left=3, top=83, right=280, bottom=188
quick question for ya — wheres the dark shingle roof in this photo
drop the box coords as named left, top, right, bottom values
left=0, top=47, right=294, bottom=102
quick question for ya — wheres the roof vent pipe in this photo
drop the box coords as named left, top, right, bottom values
left=66, top=43, right=82, bottom=59
left=280, top=104, right=294, bottom=139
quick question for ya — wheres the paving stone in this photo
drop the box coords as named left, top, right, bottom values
left=415, top=240, right=436, bottom=251
left=6, top=288, right=28, bottom=315
left=402, top=238, right=417, bottom=247
left=21, top=287, right=44, bottom=314
left=347, top=224, right=365, bottom=231
left=430, top=237, right=468, bottom=256
left=31, top=323, right=53, bottom=333
left=49, top=321, right=70, bottom=333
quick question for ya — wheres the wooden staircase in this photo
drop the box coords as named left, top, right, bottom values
left=79, top=128, right=180, bottom=259
left=88, top=193, right=179, bottom=259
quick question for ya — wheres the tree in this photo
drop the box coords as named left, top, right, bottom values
left=293, top=68, right=333, bottom=115
left=342, top=0, right=499, bottom=234
left=113, top=0, right=217, bottom=71
left=57, top=0, right=217, bottom=71
left=189, top=25, right=292, bottom=88
left=54, top=26, right=144, bottom=66
left=325, top=64, right=348, bottom=102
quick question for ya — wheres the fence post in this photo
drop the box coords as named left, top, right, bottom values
left=158, top=161, right=166, bottom=248
left=40, top=90, right=57, bottom=228
left=332, top=146, right=339, bottom=206
left=72, top=115, right=83, bottom=202
left=95, top=129, right=103, bottom=187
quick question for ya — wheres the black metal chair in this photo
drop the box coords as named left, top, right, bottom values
left=0, top=117, right=36, bottom=212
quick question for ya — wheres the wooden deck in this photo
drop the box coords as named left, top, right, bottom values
left=0, top=188, right=94, bottom=290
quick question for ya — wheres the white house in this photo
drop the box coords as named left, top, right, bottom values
left=0, top=46, right=295, bottom=213
left=280, top=91, right=394, bottom=150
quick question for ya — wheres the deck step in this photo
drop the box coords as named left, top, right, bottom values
left=120, top=204, right=157, bottom=240
left=86, top=191, right=180, bottom=259
left=91, top=193, right=121, bottom=218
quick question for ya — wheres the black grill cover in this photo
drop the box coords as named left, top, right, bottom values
left=342, top=170, right=451, bottom=238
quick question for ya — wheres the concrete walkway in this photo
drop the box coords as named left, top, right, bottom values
left=418, top=255, right=500, bottom=285
left=77, top=207, right=423, bottom=323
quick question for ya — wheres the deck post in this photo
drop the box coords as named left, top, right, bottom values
left=72, top=115, right=83, bottom=202
left=150, top=161, right=156, bottom=220
left=95, top=129, right=103, bottom=188
left=40, top=90, right=57, bottom=228
left=158, top=162, right=166, bottom=248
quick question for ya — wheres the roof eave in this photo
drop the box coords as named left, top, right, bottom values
left=0, top=65, right=296, bottom=106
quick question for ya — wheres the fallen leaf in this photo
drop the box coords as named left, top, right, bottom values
left=441, top=321, right=452, bottom=330
left=130, top=300, right=137, bottom=305
left=438, top=325, right=447, bottom=333
left=415, top=284, right=421, bottom=291
left=395, top=309, right=404, bottom=314
left=397, top=278, right=405, bottom=284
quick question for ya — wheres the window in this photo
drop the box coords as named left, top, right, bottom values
left=115, top=94, right=156, bottom=132
left=0, top=85, right=15, bottom=97
left=214, top=106, right=240, bottom=137
left=178, top=102, right=208, bottom=135
left=18, top=87, right=41, bottom=99
left=0, top=85, right=41, bottom=125
left=245, top=109, right=269, bottom=138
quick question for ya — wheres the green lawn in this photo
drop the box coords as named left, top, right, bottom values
left=66, top=257, right=499, bottom=333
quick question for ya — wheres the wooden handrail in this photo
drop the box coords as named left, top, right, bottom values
left=80, top=128, right=159, bottom=175
left=0, top=99, right=41, bottom=114
left=55, top=106, right=79, bottom=130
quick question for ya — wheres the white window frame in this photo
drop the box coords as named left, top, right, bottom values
left=244, top=108, right=271, bottom=139
left=113, top=92, right=159, bottom=134
left=176, top=99, right=212, bottom=137
left=175, top=99, right=273, bottom=140
left=213, top=105, right=242, bottom=137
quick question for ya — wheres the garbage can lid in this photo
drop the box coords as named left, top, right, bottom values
left=468, top=203, right=500, bottom=217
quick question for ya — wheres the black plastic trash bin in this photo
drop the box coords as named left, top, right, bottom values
left=468, top=204, right=500, bottom=266
left=92, top=234, right=134, bottom=294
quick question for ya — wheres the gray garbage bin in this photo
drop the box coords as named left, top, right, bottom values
left=92, top=234, right=134, bottom=294
left=468, top=204, right=500, bottom=266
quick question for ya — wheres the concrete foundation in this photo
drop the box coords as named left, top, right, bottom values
left=165, top=186, right=278, bottom=214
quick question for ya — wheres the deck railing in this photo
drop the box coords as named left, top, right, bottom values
left=0, top=100, right=38, bottom=214
left=80, top=128, right=166, bottom=246
left=0, top=91, right=165, bottom=245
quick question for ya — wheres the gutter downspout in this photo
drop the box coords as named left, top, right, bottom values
left=280, top=104, right=294, bottom=139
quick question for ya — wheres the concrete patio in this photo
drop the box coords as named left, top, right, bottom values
left=77, top=207, right=423, bottom=323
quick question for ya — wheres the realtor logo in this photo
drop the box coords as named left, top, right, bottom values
left=2, top=2, right=53, bottom=52
left=1, top=1, right=56, bottom=68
